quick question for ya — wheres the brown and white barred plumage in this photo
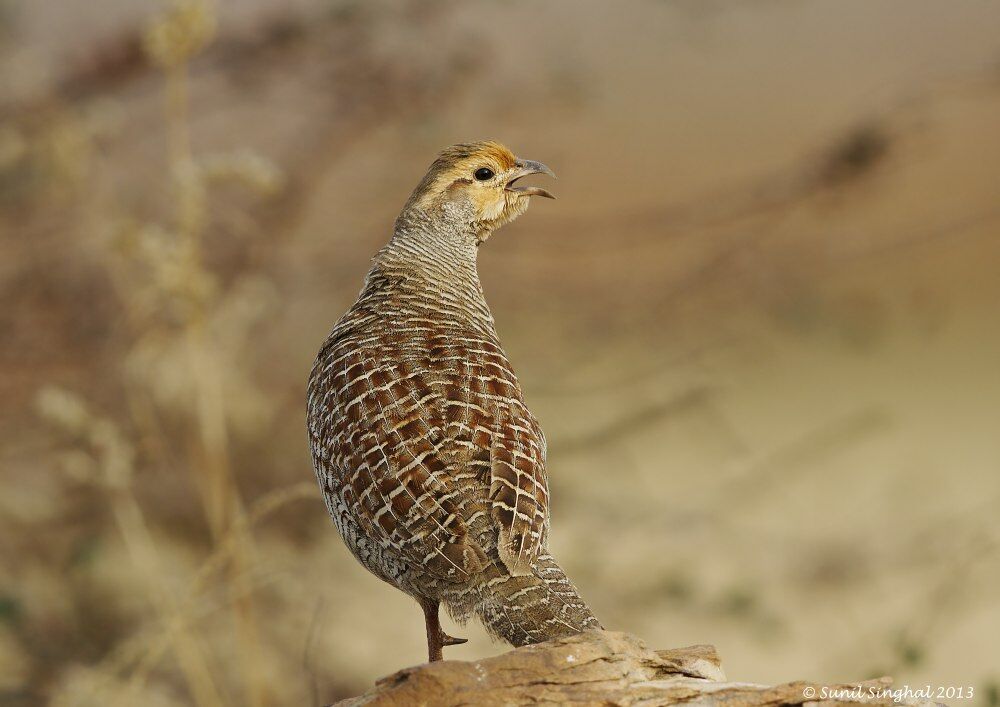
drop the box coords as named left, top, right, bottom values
left=307, top=142, right=599, bottom=659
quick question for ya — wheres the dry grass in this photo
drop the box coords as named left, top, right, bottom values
left=28, top=3, right=296, bottom=705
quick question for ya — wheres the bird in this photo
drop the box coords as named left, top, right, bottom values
left=307, top=141, right=601, bottom=663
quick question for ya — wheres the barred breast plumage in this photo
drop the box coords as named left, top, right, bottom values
left=306, top=141, right=600, bottom=663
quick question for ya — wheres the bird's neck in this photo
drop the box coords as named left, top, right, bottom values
left=368, top=208, right=495, bottom=328
left=385, top=206, right=482, bottom=268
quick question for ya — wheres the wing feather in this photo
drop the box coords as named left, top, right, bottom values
left=328, top=352, right=488, bottom=581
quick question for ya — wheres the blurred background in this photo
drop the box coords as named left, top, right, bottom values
left=2, top=0, right=999, bottom=704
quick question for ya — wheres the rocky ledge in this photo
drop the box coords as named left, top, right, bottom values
left=335, top=630, right=938, bottom=706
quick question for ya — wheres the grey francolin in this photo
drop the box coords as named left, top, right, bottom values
left=307, top=141, right=600, bottom=663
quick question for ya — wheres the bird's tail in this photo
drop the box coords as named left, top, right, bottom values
left=471, top=553, right=601, bottom=647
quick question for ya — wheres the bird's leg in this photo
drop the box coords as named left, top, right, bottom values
left=421, top=598, right=444, bottom=663
left=419, top=597, right=467, bottom=662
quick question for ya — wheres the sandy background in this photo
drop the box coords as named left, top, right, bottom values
left=2, top=1, right=999, bottom=704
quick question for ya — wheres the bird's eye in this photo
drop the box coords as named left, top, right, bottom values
left=474, top=167, right=494, bottom=181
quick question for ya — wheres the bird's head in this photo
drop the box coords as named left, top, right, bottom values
left=401, top=141, right=555, bottom=243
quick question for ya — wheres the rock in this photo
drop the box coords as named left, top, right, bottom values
left=334, top=630, right=939, bottom=706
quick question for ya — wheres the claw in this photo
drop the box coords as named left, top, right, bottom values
left=440, top=632, right=467, bottom=647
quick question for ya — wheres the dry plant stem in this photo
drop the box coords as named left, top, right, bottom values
left=108, top=485, right=226, bottom=707
left=184, top=322, right=237, bottom=536
left=89, top=232, right=230, bottom=707
left=122, top=568, right=271, bottom=703
left=107, top=484, right=318, bottom=695
left=165, top=61, right=226, bottom=533
left=164, top=53, right=268, bottom=707
left=39, top=387, right=261, bottom=707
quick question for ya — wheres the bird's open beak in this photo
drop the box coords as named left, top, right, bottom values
left=505, top=159, right=556, bottom=199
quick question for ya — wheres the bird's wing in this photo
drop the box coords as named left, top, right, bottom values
left=320, top=350, right=489, bottom=582
left=423, top=331, right=550, bottom=577
left=487, top=408, right=550, bottom=576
